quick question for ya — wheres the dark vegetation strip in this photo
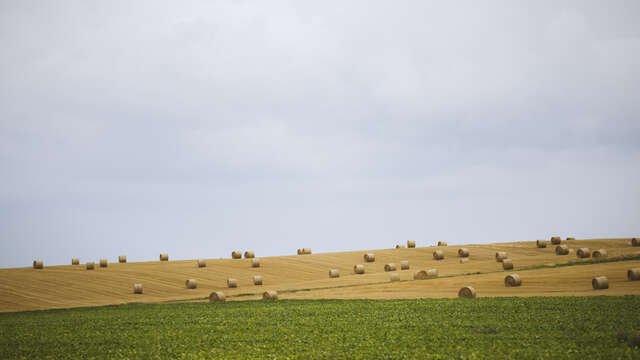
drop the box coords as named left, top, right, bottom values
left=1, top=297, right=639, bottom=359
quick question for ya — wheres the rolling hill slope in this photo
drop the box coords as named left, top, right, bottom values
left=1, top=238, right=639, bottom=312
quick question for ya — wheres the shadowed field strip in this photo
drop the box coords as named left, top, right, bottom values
left=1, top=238, right=639, bottom=312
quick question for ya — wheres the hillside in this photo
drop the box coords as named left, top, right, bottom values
left=1, top=238, right=639, bottom=312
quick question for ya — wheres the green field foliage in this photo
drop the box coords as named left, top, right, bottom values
left=1, top=297, right=639, bottom=359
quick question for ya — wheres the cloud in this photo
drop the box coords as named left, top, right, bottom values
left=0, top=1, right=639, bottom=267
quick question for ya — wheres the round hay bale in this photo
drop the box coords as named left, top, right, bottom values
left=495, top=251, right=508, bottom=262
left=86, top=262, right=95, bottom=270
left=628, top=268, right=640, bottom=281
left=407, top=240, right=416, bottom=248
left=99, top=259, right=108, bottom=268
left=384, top=263, right=397, bottom=272
left=632, top=238, right=639, bottom=247
left=437, top=241, right=448, bottom=246
left=504, top=274, right=522, bottom=287
left=364, top=253, right=375, bottom=262
left=71, top=258, right=80, bottom=265
left=433, top=250, right=444, bottom=260
left=231, top=251, right=242, bottom=259
left=33, top=260, right=43, bottom=269
left=550, top=236, right=561, bottom=245
left=197, top=259, right=206, bottom=268
left=329, top=269, right=340, bottom=278
left=209, top=291, right=225, bottom=302
left=400, top=260, right=409, bottom=270
left=458, top=248, right=470, bottom=258
left=133, top=284, right=143, bottom=294
left=263, top=290, right=278, bottom=300
left=458, top=286, right=476, bottom=298
left=566, top=237, right=575, bottom=241
left=297, top=248, right=303, bottom=255
left=354, top=264, right=365, bottom=274
left=303, top=248, right=312, bottom=255
left=251, top=258, right=260, bottom=268
left=390, top=273, right=400, bottom=282
left=502, top=258, right=514, bottom=270
left=159, top=253, right=169, bottom=261
left=395, top=244, right=405, bottom=249
left=253, top=275, right=263, bottom=285
left=592, top=276, right=609, bottom=290
left=118, top=256, right=127, bottom=263
left=227, top=278, right=237, bottom=288
left=555, top=245, right=569, bottom=255
left=185, top=279, right=197, bottom=289
left=413, top=270, right=427, bottom=279
left=244, top=251, right=255, bottom=259
left=592, top=249, right=607, bottom=259
left=536, top=240, right=547, bottom=248
left=426, top=269, right=438, bottom=277
left=576, top=248, right=591, bottom=258
left=459, top=258, right=469, bottom=264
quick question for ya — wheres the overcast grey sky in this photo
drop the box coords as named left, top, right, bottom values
left=1, top=1, right=639, bottom=268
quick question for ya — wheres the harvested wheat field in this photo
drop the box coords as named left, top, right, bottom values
left=0, top=238, right=639, bottom=312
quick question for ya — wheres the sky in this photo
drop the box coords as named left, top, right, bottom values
left=1, top=1, right=639, bottom=268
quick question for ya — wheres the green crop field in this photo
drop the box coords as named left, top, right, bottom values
left=1, top=297, right=640, bottom=359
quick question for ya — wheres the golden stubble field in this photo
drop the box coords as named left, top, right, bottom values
left=1, top=238, right=639, bottom=312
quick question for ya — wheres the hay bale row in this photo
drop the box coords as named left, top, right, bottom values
left=390, top=273, right=400, bottom=282
left=536, top=240, right=547, bottom=248
left=495, top=251, right=508, bottom=262
left=133, top=283, right=143, bottom=294
left=197, top=259, right=206, bottom=268
left=576, top=248, right=590, bottom=258
left=632, top=238, right=639, bottom=247
left=263, top=290, right=278, bottom=300
left=458, top=248, right=469, bottom=258
left=400, top=260, right=410, bottom=270
left=71, top=258, right=80, bottom=265
left=231, top=251, right=242, bottom=259
left=119, top=255, right=127, bottom=263
left=502, top=259, right=514, bottom=270
left=384, top=263, right=397, bottom=272
left=329, top=269, right=340, bottom=278
left=433, top=250, right=444, bottom=260
left=354, top=264, right=365, bottom=274
left=185, top=279, right=197, bottom=289
left=160, top=253, right=169, bottom=261
left=209, top=291, right=225, bottom=302
left=592, top=276, right=609, bottom=290
left=555, top=245, right=569, bottom=255
left=458, top=286, right=476, bottom=298
left=297, top=248, right=312, bottom=255
left=592, top=249, right=607, bottom=258
left=364, top=253, right=375, bottom=262
left=100, top=259, right=108, bottom=268
left=437, top=241, right=447, bottom=246
left=407, top=240, right=416, bottom=248
left=504, top=274, right=521, bottom=287
left=629, top=268, right=640, bottom=281
left=244, top=251, right=255, bottom=259
left=252, top=258, right=260, bottom=268
left=86, top=262, right=95, bottom=270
